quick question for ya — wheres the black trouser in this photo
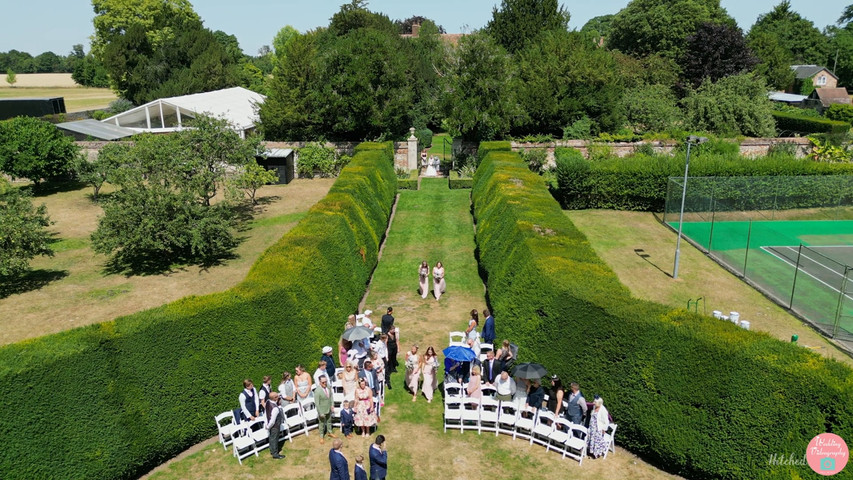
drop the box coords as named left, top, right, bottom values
left=268, top=426, right=281, bottom=456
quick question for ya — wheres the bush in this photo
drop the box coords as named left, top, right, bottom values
left=552, top=147, right=853, bottom=211
left=415, top=128, right=433, bottom=151
left=397, top=169, right=419, bottom=190
left=681, top=74, right=776, bottom=137
left=297, top=143, right=337, bottom=178
left=825, top=104, right=853, bottom=124
left=519, top=148, right=547, bottom=173
left=471, top=147, right=853, bottom=480
left=448, top=170, right=473, bottom=189
left=0, top=143, right=397, bottom=479
left=562, top=115, right=593, bottom=140
left=0, top=116, right=78, bottom=186
left=772, top=111, right=851, bottom=135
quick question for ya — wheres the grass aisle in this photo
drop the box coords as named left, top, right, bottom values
left=146, top=179, right=676, bottom=480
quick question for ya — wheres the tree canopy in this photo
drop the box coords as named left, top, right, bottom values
left=0, top=117, right=78, bottom=186
left=0, top=180, right=53, bottom=279
left=747, top=1, right=829, bottom=65
left=485, top=0, right=570, bottom=54
left=679, top=22, right=758, bottom=88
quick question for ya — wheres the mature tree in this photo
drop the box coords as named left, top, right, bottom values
left=71, top=48, right=110, bottom=88
left=515, top=30, right=625, bottom=136
left=328, top=0, right=396, bottom=37
left=485, top=0, right=570, bottom=54
left=33, top=51, right=64, bottom=73
left=608, top=0, right=735, bottom=60
left=681, top=73, right=776, bottom=137
left=0, top=179, right=53, bottom=279
left=91, top=0, right=200, bottom=55
left=395, top=15, right=446, bottom=34
left=212, top=30, right=245, bottom=65
left=841, top=4, right=853, bottom=25
left=272, top=25, right=299, bottom=62
left=746, top=1, right=829, bottom=65
left=747, top=31, right=795, bottom=90
left=0, top=117, right=78, bottom=186
left=621, top=83, right=683, bottom=133
left=5, top=69, right=15, bottom=87
left=580, top=14, right=615, bottom=41
left=679, top=22, right=758, bottom=88
left=0, top=50, right=34, bottom=73
left=615, top=52, right=681, bottom=89
left=234, top=161, right=278, bottom=205
left=406, top=20, right=447, bottom=129
left=90, top=118, right=257, bottom=271
left=73, top=143, right=127, bottom=200
left=443, top=33, right=522, bottom=141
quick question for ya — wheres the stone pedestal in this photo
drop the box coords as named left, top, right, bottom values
left=407, top=127, right=418, bottom=171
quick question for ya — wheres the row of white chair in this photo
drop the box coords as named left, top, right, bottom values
left=443, top=397, right=616, bottom=465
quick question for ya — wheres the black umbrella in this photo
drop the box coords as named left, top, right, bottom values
left=511, top=362, right=547, bottom=379
left=341, top=326, right=373, bottom=341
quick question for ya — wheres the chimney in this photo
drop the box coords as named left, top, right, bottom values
left=412, top=23, right=420, bottom=38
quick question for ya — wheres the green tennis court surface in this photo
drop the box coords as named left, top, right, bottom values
left=669, top=220, right=853, bottom=341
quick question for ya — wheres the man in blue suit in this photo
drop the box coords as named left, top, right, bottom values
left=482, top=308, right=495, bottom=345
left=340, top=400, right=356, bottom=438
left=354, top=454, right=368, bottom=480
left=369, top=435, right=387, bottom=480
left=329, top=439, right=349, bottom=480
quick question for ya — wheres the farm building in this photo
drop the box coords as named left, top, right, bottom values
left=0, top=97, right=66, bottom=120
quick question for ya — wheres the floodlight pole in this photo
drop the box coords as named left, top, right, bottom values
left=673, top=136, right=707, bottom=279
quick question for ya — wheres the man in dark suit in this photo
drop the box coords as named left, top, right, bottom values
left=482, top=308, right=495, bottom=345
left=321, top=346, right=337, bottom=381
left=359, top=361, right=380, bottom=396
left=369, top=435, right=387, bottom=480
left=380, top=307, right=394, bottom=334
left=329, top=439, right=349, bottom=480
left=481, top=349, right=502, bottom=385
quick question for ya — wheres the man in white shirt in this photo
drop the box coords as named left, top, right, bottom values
left=495, top=370, right=517, bottom=402
left=314, top=361, right=329, bottom=387
left=264, top=392, right=285, bottom=459
left=258, top=375, right=272, bottom=409
left=239, top=379, right=259, bottom=421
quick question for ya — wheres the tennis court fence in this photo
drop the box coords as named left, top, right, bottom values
left=663, top=175, right=853, bottom=342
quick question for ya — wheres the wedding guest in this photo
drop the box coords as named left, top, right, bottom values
left=370, top=435, right=388, bottom=480
left=239, top=379, right=259, bottom=421
left=386, top=328, right=400, bottom=388
left=264, top=392, right=285, bottom=459
left=369, top=350, right=385, bottom=391
left=526, top=379, right=545, bottom=410
left=497, top=340, right=515, bottom=372
left=418, top=261, right=430, bottom=299
left=421, top=346, right=439, bottom=403
left=375, top=334, right=388, bottom=366
left=565, top=382, right=588, bottom=425
left=354, top=378, right=376, bottom=438
left=315, top=375, right=337, bottom=444
left=341, top=400, right=356, bottom=438
left=482, top=309, right=496, bottom=345
left=329, top=439, right=349, bottom=480
left=339, top=339, right=351, bottom=368
left=354, top=454, right=368, bottom=480
left=588, top=396, right=610, bottom=458
left=360, top=360, right=380, bottom=397
left=433, top=261, right=446, bottom=300
left=278, top=371, right=296, bottom=407
left=405, top=345, right=421, bottom=400
left=481, top=350, right=502, bottom=385
left=314, top=361, right=329, bottom=386
left=258, top=375, right=272, bottom=409
left=345, top=314, right=357, bottom=331
left=381, top=307, right=395, bottom=334
left=467, top=365, right=483, bottom=399
left=466, top=310, right=479, bottom=342
left=547, top=375, right=565, bottom=417
left=294, top=365, right=313, bottom=403
left=321, top=346, right=337, bottom=380
left=513, top=377, right=530, bottom=408
left=495, top=370, right=516, bottom=401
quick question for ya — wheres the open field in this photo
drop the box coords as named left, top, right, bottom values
left=145, top=179, right=678, bottom=480
left=566, top=210, right=853, bottom=366
left=1, top=74, right=117, bottom=112
left=0, top=178, right=335, bottom=345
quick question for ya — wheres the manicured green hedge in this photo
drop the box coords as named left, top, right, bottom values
left=472, top=148, right=853, bottom=480
left=0, top=143, right=397, bottom=479
left=554, top=147, right=853, bottom=211
left=772, top=111, right=851, bottom=135
left=448, top=170, right=473, bottom=189
left=397, top=169, right=419, bottom=190
left=477, top=140, right=512, bottom=166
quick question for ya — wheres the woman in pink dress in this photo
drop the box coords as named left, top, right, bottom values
left=353, top=378, right=376, bottom=437
left=418, top=261, right=429, bottom=299
left=421, top=346, right=439, bottom=403
left=406, top=345, right=422, bottom=401
left=433, top=261, right=446, bottom=300
left=467, top=365, right=482, bottom=399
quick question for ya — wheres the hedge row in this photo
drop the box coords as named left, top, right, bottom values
left=553, top=147, right=853, bottom=211
left=398, top=169, right=418, bottom=190
left=448, top=170, right=473, bottom=189
left=772, top=111, right=851, bottom=135
left=0, top=143, right=397, bottom=479
left=471, top=146, right=853, bottom=480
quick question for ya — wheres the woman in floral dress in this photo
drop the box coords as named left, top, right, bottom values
left=353, top=378, right=376, bottom=437
left=588, top=396, right=610, bottom=458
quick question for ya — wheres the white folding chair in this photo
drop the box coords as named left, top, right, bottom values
left=479, top=397, right=500, bottom=434
left=603, top=423, right=618, bottom=458
left=444, top=397, right=463, bottom=432
left=565, top=424, right=589, bottom=465
left=481, top=385, right=497, bottom=398
left=232, top=418, right=264, bottom=464
left=248, top=418, right=269, bottom=454
left=444, top=381, right=464, bottom=399
left=531, top=410, right=555, bottom=447
left=497, top=401, right=518, bottom=437
left=548, top=417, right=573, bottom=454
left=300, top=398, right=319, bottom=432
left=282, top=403, right=306, bottom=440
left=449, top=331, right=466, bottom=346
left=514, top=406, right=536, bottom=440
left=215, top=411, right=238, bottom=450
left=460, top=398, right=481, bottom=433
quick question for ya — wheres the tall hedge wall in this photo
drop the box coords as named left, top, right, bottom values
left=553, top=147, right=853, bottom=211
left=0, top=143, right=397, bottom=479
left=772, top=111, right=851, bottom=135
left=471, top=148, right=853, bottom=480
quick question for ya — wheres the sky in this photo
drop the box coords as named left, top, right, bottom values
left=0, top=0, right=848, bottom=57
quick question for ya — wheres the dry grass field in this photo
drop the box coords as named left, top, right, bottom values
left=0, top=178, right=335, bottom=345
left=0, top=73, right=117, bottom=111
left=566, top=210, right=853, bottom=367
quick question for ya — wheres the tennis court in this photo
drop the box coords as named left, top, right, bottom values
left=672, top=219, right=853, bottom=341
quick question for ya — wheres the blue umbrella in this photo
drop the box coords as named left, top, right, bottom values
left=443, top=345, right=477, bottom=362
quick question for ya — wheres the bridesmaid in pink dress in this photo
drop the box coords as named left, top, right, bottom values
left=406, top=346, right=422, bottom=401
left=467, top=365, right=482, bottom=399
left=433, top=261, right=446, bottom=300
left=353, top=378, right=376, bottom=437
left=418, top=261, right=429, bottom=299
left=421, top=346, right=439, bottom=403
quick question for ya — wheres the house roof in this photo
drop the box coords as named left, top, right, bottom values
left=102, top=87, right=265, bottom=134
left=809, top=87, right=852, bottom=107
left=56, top=119, right=136, bottom=141
left=791, top=65, right=838, bottom=80
left=768, top=92, right=807, bottom=103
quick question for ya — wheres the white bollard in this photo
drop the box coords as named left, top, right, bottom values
left=740, top=320, right=750, bottom=330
